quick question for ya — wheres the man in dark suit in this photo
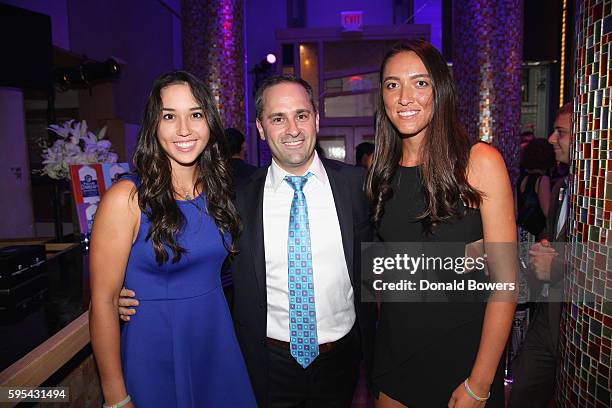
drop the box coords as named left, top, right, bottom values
left=232, top=75, right=374, bottom=407
left=225, top=127, right=257, bottom=185
left=509, top=102, right=572, bottom=407
left=119, top=75, right=375, bottom=407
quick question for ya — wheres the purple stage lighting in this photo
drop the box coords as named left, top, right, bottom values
left=266, top=53, right=277, bottom=64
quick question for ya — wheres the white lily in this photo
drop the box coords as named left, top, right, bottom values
left=39, top=120, right=118, bottom=180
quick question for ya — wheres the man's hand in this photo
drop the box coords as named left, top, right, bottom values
left=528, top=239, right=558, bottom=281
left=118, top=287, right=139, bottom=321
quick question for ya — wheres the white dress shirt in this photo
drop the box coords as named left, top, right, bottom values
left=263, top=152, right=356, bottom=343
left=556, top=186, right=568, bottom=238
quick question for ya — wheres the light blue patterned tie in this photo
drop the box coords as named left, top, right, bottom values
left=285, top=173, right=319, bottom=368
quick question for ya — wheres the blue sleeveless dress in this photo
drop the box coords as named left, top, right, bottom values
left=120, top=178, right=256, bottom=407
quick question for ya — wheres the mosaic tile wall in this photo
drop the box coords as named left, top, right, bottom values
left=182, top=0, right=246, bottom=133
left=557, top=1, right=612, bottom=406
left=451, top=0, right=523, bottom=185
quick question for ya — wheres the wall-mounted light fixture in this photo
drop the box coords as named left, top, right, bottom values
left=55, top=58, right=122, bottom=91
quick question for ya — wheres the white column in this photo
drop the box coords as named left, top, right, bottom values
left=0, top=87, right=35, bottom=238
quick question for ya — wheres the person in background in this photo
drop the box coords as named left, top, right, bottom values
left=355, top=141, right=375, bottom=169
left=223, top=127, right=257, bottom=306
left=226, top=127, right=257, bottom=184
left=519, top=130, right=536, bottom=151
left=509, top=102, right=573, bottom=408
left=365, top=40, right=517, bottom=408
left=518, top=130, right=536, bottom=180
left=89, top=71, right=256, bottom=408
left=516, top=138, right=555, bottom=239
left=314, top=139, right=327, bottom=159
left=512, top=138, right=555, bottom=388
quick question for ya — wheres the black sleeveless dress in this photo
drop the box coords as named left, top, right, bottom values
left=372, top=165, right=504, bottom=407
left=516, top=174, right=547, bottom=236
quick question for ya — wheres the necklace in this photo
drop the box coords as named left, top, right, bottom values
left=177, top=186, right=195, bottom=200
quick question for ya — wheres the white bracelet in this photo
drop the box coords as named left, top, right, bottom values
left=103, top=394, right=131, bottom=408
left=463, top=379, right=490, bottom=401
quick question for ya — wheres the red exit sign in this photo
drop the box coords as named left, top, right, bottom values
left=341, top=11, right=363, bottom=32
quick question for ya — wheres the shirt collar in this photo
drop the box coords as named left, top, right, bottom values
left=268, top=151, right=327, bottom=192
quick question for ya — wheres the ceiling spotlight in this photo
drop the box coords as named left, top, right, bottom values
left=251, top=54, right=277, bottom=75
left=251, top=54, right=278, bottom=96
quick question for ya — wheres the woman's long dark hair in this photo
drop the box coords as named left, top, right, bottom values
left=365, top=40, right=482, bottom=232
left=133, top=71, right=240, bottom=264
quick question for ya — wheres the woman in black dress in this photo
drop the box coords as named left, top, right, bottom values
left=365, top=40, right=517, bottom=407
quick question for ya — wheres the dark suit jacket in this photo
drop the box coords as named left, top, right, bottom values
left=540, top=177, right=568, bottom=346
left=231, top=158, right=376, bottom=407
left=231, top=158, right=258, bottom=186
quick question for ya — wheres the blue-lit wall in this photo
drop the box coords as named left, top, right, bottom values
left=305, top=0, right=393, bottom=27
left=413, top=0, right=442, bottom=51
left=1, top=0, right=71, bottom=49
left=68, top=0, right=182, bottom=125
left=245, top=0, right=442, bottom=123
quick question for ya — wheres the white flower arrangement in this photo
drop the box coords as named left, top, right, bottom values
left=40, top=120, right=118, bottom=180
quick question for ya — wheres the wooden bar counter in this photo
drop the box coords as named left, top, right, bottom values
left=0, top=240, right=102, bottom=407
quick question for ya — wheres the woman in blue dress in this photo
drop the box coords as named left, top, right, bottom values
left=89, top=71, right=257, bottom=408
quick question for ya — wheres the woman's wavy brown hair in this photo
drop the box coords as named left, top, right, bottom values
left=133, top=71, right=240, bottom=264
left=365, top=40, right=482, bottom=233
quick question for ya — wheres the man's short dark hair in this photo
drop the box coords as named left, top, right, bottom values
left=355, top=142, right=375, bottom=163
left=254, top=75, right=317, bottom=120
left=225, top=127, right=245, bottom=156
left=557, top=101, right=573, bottom=118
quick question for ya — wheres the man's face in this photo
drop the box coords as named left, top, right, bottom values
left=548, top=112, right=571, bottom=165
left=256, top=82, right=318, bottom=175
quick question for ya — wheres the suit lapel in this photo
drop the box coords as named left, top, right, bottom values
left=242, top=171, right=268, bottom=303
left=553, top=179, right=568, bottom=241
left=323, top=161, right=355, bottom=286
left=555, top=201, right=568, bottom=241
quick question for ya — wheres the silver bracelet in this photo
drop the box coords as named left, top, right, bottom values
left=103, top=394, right=131, bottom=408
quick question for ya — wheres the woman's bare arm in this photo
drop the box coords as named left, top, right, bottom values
left=89, top=180, right=139, bottom=405
left=459, top=143, right=518, bottom=400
